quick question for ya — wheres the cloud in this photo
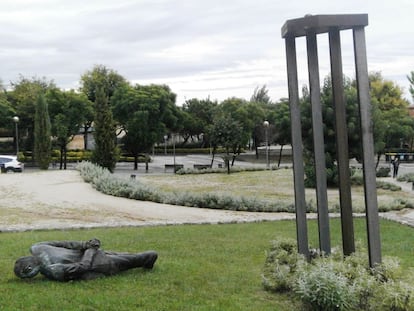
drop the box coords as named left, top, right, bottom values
left=0, top=0, right=413, bottom=104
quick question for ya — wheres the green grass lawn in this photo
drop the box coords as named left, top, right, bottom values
left=1, top=219, right=413, bottom=310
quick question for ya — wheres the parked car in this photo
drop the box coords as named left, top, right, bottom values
left=0, top=155, right=24, bottom=173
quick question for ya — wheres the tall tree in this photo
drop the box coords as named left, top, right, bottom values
left=34, top=94, right=51, bottom=169
left=46, top=89, right=90, bottom=169
left=79, top=64, right=127, bottom=102
left=408, top=71, right=414, bottom=102
left=112, top=83, right=179, bottom=170
left=79, top=65, right=127, bottom=150
left=218, top=97, right=253, bottom=159
left=91, top=88, right=119, bottom=172
left=301, top=73, right=412, bottom=187
left=370, top=72, right=413, bottom=153
left=301, top=76, right=363, bottom=186
left=245, top=100, right=267, bottom=156
left=250, top=85, right=272, bottom=105
left=0, top=91, right=15, bottom=134
left=208, top=115, right=243, bottom=173
left=7, top=76, right=55, bottom=152
left=180, top=98, right=218, bottom=146
left=273, top=99, right=291, bottom=167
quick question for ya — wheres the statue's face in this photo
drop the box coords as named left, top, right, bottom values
left=14, top=256, right=41, bottom=279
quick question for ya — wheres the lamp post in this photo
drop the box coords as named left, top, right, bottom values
left=263, top=120, right=269, bottom=168
left=13, top=116, right=19, bottom=157
left=173, top=134, right=176, bottom=173
left=164, top=135, right=168, bottom=155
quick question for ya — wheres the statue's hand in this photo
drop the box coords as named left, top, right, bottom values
left=85, top=238, right=101, bottom=249
left=39, top=252, right=52, bottom=267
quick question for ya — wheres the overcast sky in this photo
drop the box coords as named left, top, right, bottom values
left=1, top=0, right=413, bottom=105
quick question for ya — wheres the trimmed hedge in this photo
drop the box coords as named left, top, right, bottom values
left=19, top=150, right=149, bottom=163
left=76, top=161, right=414, bottom=214
left=76, top=161, right=295, bottom=213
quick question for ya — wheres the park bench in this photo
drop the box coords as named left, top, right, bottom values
left=193, top=164, right=211, bottom=170
left=164, top=164, right=184, bottom=172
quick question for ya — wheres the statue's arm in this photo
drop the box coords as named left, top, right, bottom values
left=31, top=238, right=100, bottom=252
left=41, top=248, right=98, bottom=281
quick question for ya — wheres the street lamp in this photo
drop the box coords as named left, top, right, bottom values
left=13, top=116, right=19, bottom=157
left=164, top=135, right=168, bottom=155
left=263, top=120, right=269, bottom=169
left=173, top=133, right=176, bottom=173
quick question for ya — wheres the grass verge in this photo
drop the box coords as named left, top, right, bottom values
left=1, top=219, right=413, bottom=310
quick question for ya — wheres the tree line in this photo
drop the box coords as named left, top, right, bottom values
left=0, top=65, right=413, bottom=179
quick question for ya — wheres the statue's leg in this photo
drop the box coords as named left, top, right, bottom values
left=105, top=251, right=158, bottom=272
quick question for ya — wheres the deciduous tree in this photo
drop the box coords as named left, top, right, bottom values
left=209, top=115, right=243, bottom=173
left=7, top=76, right=55, bottom=152
left=112, top=83, right=179, bottom=170
left=47, top=89, right=91, bottom=169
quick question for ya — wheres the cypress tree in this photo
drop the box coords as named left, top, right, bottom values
left=34, top=93, right=51, bottom=169
left=91, top=88, right=119, bottom=172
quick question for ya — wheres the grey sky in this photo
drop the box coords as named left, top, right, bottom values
left=1, top=0, right=413, bottom=104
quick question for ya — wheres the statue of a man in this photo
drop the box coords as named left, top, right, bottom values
left=14, top=238, right=158, bottom=281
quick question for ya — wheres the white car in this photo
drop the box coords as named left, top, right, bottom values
left=0, top=155, right=24, bottom=173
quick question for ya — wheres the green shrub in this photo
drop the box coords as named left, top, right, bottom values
left=378, top=199, right=414, bottom=212
left=371, top=280, right=414, bottom=311
left=376, top=166, right=391, bottom=177
left=376, top=180, right=401, bottom=191
left=294, top=260, right=357, bottom=310
left=262, top=238, right=305, bottom=292
left=397, top=173, right=414, bottom=182
left=176, top=165, right=272, bottom=175
left=263, top=239, right=414, bottom=310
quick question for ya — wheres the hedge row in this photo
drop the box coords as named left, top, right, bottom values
left=76, top=161, right=295, bottom=213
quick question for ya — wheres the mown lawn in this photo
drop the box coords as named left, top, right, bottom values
left=1, top=219, right=413, bottom=310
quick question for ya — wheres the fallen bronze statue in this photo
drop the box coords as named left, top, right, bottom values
left=14, top=238, right=158, bottom=281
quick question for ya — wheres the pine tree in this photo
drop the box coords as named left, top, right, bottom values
left=34, top=94, right=51, bottom=169
left=91, top=88, right=119, bottom=172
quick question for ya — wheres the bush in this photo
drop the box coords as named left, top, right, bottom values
left=376, top=180, right=401, bottom=191
left=262, top=238, right=305, bottom=292
left=294, top=260, right=357, bottom=310
left=376, top=166, right=390, bottom=177
left=371, top=280, right=414, bottom=311
left=397, top=173, right=414, bottom=182
left=175, top=165, right=272, bottom=175
left=263, top=239, right=414, bottom=310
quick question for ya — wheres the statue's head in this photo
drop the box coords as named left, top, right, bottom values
left=14, top=256, right=41, bottom=279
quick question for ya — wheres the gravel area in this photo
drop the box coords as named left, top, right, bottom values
left=1, top=165, right=413, bottom=232
left=0, top=169, right=299, bottom=232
